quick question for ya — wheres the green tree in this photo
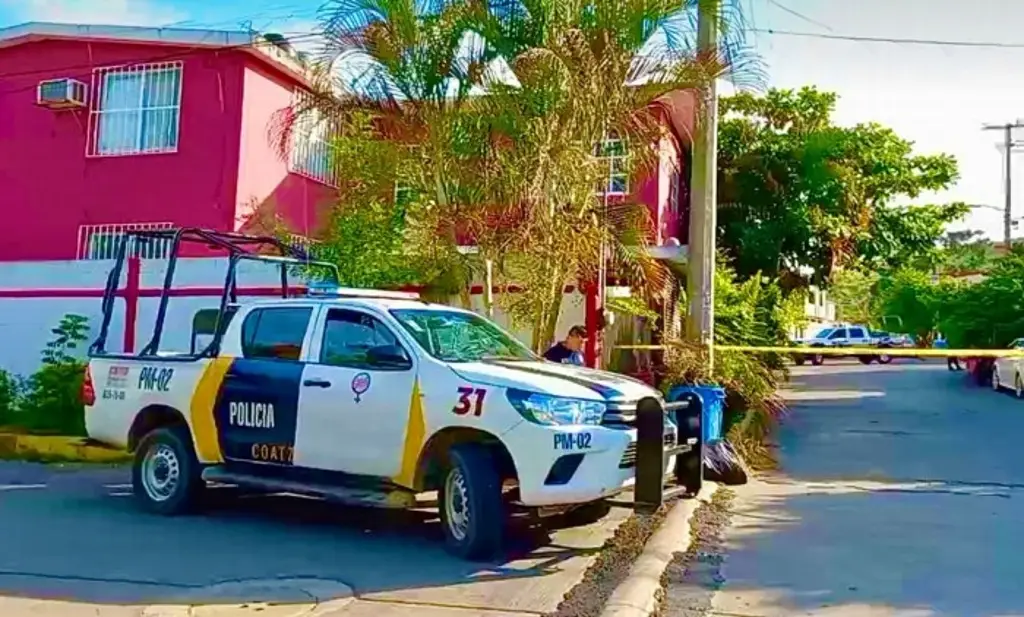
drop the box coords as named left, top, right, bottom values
left=717, top=86, right=967, bottom=285
left=935, top=229, right=994, bottom=275
left=875, top=268, right=952, bottom=344
left=829, top=268, right=879, bottom=325
left=286, top=0, right=760, bottom=349
left=939, top=247, right=1024, bottom=348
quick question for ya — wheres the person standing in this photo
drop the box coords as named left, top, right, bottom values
left=543, top=325, right=587, bottom=366
left=936, top=335, right=961, bottom=371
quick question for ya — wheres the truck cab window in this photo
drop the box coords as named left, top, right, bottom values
left=320, top=308, right=401, bottom=368
left=241, top=307, right=313, bottom=360
left=828, top=328, right=847, bottom=340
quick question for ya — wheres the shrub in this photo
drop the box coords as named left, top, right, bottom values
left=14, top=314, right=90, bottom=436
left=659, top=261, right=805, bottom=469
left=0, top=369, right=19, bottom=427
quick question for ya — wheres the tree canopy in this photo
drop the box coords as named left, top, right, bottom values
left=277, top=0, right=761, bottom=348
left=716, top=86, right=967, bottom=285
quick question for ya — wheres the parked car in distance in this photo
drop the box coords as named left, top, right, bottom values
left=791, top=324, right=893, bottom=366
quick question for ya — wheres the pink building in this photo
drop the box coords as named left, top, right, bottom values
left=0, top=21, right=692, bottom=264
left=0, top=22, right=335, bottom=262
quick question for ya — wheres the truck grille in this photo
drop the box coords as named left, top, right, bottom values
left=618, top=431, right=678, bottom=469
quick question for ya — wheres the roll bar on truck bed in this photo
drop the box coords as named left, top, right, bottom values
left=88, top=227, right=340, bottom=360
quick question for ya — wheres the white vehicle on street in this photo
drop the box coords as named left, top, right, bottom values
left=83, top=229, right=699, bottom=560
left=991, top=338, right=1024, bottom=397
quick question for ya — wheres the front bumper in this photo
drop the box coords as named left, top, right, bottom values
left=506, top=396, right=702, bottom=510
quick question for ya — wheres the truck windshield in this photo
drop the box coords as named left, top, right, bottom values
left=390, top=309, right=538, bottom=363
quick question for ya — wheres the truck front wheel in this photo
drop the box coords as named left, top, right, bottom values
left=439, top=443, right=505, bottom=561
left=132, top=426, right=204, bottom=515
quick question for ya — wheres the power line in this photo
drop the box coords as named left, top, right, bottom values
left=752, top=28, right=1024, bottom=49
left=763, top=0, right=834, bottom=33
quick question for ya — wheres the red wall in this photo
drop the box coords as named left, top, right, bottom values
left=0, top=38, right=334, bottom=261
left=234, top=59, right=336, bottom=237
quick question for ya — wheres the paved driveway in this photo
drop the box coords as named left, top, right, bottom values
left=665, top=361, right=1024, bottom=617
left=0, top=462, right=628, bottom=616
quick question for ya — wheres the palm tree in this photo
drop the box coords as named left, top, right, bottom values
left=275, top=0, right=761, bottom=349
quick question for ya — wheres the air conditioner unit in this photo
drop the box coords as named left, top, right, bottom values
left=36, top=78, right=87, bottom=109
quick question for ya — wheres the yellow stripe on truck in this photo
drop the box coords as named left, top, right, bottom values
left=393, top=378, right=426, bottom=489
left=189, top=356, right=233, bottom=464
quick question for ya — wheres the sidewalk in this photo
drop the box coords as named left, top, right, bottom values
left=660, top=363, right=1024, bottom=616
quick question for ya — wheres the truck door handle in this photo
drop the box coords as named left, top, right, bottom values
left=303, top=379, right=332, bottom=388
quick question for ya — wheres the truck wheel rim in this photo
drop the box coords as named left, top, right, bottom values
left=141, top=443, right=180, bottom=503
left=879, top=354, right=890, bottom=363
left=444, top=468, right=470, bottom=541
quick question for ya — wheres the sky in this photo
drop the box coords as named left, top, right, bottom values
left=0, top=0, right=1022, bottom=240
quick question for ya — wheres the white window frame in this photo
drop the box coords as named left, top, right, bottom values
left=87, top=61, right=184, bottom=158
left=76, top=222, right=175, bottom=260
left=288, top=90, right=339, bottom=187
left=596, top=131, right=629, bottom=196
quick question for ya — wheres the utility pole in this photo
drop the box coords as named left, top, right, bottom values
left=983, top=120, right=1024, bottom=248
left=686, top=0, right=720, bottom=371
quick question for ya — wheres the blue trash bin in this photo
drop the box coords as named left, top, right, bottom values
left=666, top=384, right=726, bottom=444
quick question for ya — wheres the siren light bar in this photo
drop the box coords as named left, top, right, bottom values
left=305, top=283, right=421, bottom=301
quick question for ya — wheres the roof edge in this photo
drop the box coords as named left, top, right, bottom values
left=0, top=21, right=313, bottom=86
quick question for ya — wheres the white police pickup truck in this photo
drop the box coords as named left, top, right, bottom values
left=82, top=229, right=694, bottom=560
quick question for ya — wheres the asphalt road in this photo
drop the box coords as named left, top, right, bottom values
left=0, top=459, right=629, bottom=615
left=668, top=361, right=1024, bottom=617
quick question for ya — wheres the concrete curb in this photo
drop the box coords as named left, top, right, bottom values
left=599, top=482, right=719, bottom=617
left=0, top=433, right=131, bottom=463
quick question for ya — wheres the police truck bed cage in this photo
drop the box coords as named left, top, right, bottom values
left=90, top=227, right=342, bottom=359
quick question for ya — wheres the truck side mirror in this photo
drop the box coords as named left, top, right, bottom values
left=366, top=344, right=412, bottom=370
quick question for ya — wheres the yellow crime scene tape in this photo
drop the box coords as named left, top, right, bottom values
left=612, top=345, right=1024, bottom=358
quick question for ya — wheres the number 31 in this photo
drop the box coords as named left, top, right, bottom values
left=453, top=387, right=486, bottom=416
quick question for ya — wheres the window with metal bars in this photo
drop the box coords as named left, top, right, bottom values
left=289, top=90, right=339, bottom=186
left=596, top=132, right=629, bottom=195
left=88, top=62, right=183, bottom=157
left=77, top=223, right=174, bottom=260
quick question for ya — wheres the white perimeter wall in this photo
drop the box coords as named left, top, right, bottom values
left=0, top=258, right=587, bottom=377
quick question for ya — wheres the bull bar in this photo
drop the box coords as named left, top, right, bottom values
left=605, top=392, right=703, bottom=513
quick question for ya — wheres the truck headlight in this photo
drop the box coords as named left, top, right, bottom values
left=506, top=389, right=606, bottom=426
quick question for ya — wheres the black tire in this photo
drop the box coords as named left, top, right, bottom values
left=810, top=353, right=824, bottom=366
left=131, top=425, right=204, bottom=515
left=876, top=352, right=893, bottom=365
left=438, top=443, right=506, bottom=561
left=793, top=354, right=806, bottom=366
left=858, top=355, right=874, bottom=365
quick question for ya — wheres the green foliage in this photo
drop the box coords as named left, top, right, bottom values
left=5, top=314, right=90, bottom=436
left=939, top=247, right=1024, bottom=348
left=311, top=200, right=426, bottom=290
left=606, top=295, right=660, bottom=322
left=0, top=369, right=17, bottom=427
left=875, top=269, right=947, bottom=343
left=718, top=86, right=966, bottom=285
left=40, top=314, right=89, bottom=365
left=936, top=229, right=995, bottom=275
left=830, top=268, right=879, bottom=324
left=660, top=258, right=805, bottom=468
left=288, top=0, right=761, bottom=348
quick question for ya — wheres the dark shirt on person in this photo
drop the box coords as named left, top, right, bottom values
left=543, top=342, right=583, bottom=365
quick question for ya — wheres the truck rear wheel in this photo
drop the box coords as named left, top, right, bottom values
left=438, top=443, right=505, bottom=561
left=810, top=353, right=824, bottom=366
left=132, top=426, right=204, bottom=515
